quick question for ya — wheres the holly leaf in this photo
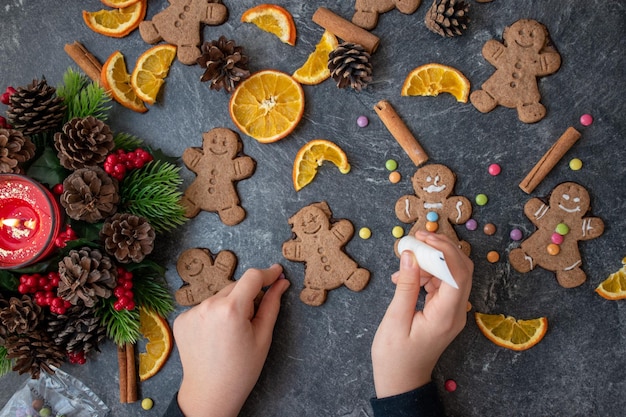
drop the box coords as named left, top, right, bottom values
left=26, top=146, right=68, bottom=187
left=0, top=270, right=18, bottom=292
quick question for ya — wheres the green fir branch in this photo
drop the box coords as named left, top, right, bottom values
left=114, top=132, right=145, bottom=151
left=127, top=260, right=175, bottom=318
left=98, top=299, right=141, bottom=346
left=0, top=346, right=12, bottom=377
left=120, top=160, right=187, bottom=233
left=56, top=68, right=111, bottom=121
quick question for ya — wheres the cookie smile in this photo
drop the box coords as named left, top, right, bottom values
left=423, top=184, right=446, bottom=193
left=208, top=148, right=228, bottom=155
left=304, top=225, right=322, bottom=234
left=558, top=203, right=581, bottom=213
left=514, top=40, right=534, bottom=48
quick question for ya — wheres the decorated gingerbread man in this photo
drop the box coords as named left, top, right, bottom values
left=395, top=164, right=472, bottom=255
left=139, top=0, right=228, bottom=65
left=282, top=202, right=370, bottom=306
left=181, top=128, right=255, bottom=225
left=175, top=248, right=236, bottom=305
left=509, top=182, right=604, bottom=288
left=352, top=0, right=422, bottom=30
left=470, top=19, right=561, bottom=123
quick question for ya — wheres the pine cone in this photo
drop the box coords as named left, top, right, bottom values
left=101, top=213, right=156, bottom=263
left=54, top=116, right=114, bottom=170
left=57, top=247, right=118, bottom=308
left=6, top=78, right=66, bottom=136
left=425, top=0, right=470, bottom=37
left=60, top=167, right=119, bottom=223
left=5, top=331, right=65, bottom=378
left=0, top=128, right=35, bottom=173
left=198, top=36, right=250, bottom=93
left=328, top=42, right=373, bottom=91
left=0, top=295, right=43, bottom=334
left=47, top=305, right=106, bottom=355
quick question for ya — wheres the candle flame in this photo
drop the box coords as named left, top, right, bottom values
left=23, top=219, right=37, bottom=230
left=1, top=218, right=37, bottom=229
left=1, top=218, right=20, bottom=228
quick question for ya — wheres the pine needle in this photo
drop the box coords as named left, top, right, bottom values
left=98, top=300, right=140, bottom=346
left=0, top=347, right=12, bottom=377
left=56, top=68, right=111, bottom=122
left=128, top=260, right=175, bottom=318
left=114, top=132, right=145, bottom=151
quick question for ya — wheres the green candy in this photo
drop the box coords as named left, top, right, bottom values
left=385, top=159, right=398, bottom=171
left=555, top=223, right=570, bottom=235
left=475, top=193, right=488, bottom=206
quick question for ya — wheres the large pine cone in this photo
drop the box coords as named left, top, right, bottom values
left=47, top=305, right=106, bottom=355
left=328, top=42, right=373, bottom=91
left=6, top=78, right=66, bottom=136
left=5, top=331, right=65, bottom=378
left=54, top=116, right=114, bottom=170
left=60, top=167, right=119, bottom=223
left=0, top=128, right=35, bottom=173
left=101, top=213, right=156, bottom=263
left=425, top=0, right=470, bottom=37
left=0, top=294, right=42, bottom=334
left=198, top=36, right=250, bottom=93
left=57, top=247, right=118, bottom=308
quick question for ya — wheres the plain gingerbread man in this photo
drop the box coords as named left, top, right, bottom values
left=175, top=248, right=236, bottom=306
left=352, top=0, right=422, bottom=30
left=181, top=128, right=255, bottom=225
left=470, top=19, right=561, bottom=123
left=395, top=164, right=472, bottom=255
left=509, top=182, right=604, bottom=288
left=139, top=0, right=228, bottom=65
left=282, top=202, right=370, bottom=306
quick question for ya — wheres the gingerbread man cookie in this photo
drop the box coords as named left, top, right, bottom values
left=175, top=248, right=236, bottom=305
left=282, top=202, right=370, bottom=306
left=139, top=0, right=228, bottom=65
left=181, top=128, right=255, bottom=225
left=470, top=19, right=561, bottom=123
left=395, top=164, right=472, bottom=255
left=509, top=182, right=604, bottom=288
left=352, top=0, right=422, bottom=30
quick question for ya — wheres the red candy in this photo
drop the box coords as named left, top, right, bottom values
left=488, top=163, right=501, bottom=176
left=444, top=379, right=457, bottom=392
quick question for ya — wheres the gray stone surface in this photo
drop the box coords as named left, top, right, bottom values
left=1, top=0, right=625, bottom=416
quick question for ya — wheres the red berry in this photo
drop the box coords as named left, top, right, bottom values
left=52, top=183, right=64, bottom=195
left=126, top=301, right=136, bottom=311
left=26, top=275, right=38, bottom=289
left=114, top=287, right=126, bottom=298
left=113, top=301, right=124, bottom=311
left=0, top=115, right=9, bottom=128
left=122, top=280, right=133, bottom=290
left=18, top=284, right=28, bottom=294
left=124, top=271, right=133, bottom=280
left=51, top=298, right=64, bottom=308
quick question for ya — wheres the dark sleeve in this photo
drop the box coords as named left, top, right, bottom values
left=163, top=393, right=186, bottom=417
left=370, top=382, right=444, bottom=417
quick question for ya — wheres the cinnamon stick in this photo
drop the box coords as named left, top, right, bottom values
left=64, top=41, right=103, bottom=84
left=519, top=127, right=581, bottom=194
left=374, top=100, right=429, bottom=166
left=312, top=7, right=380, bottom=53
left=125, top=343, right=138, bottom=403
left=117, top=345, right=128, bottom=403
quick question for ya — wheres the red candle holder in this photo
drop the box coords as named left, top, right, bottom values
left=0, top=174, right=64, bottom=269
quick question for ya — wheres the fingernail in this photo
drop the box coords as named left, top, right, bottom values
left=278, top=273, right=285, bottom=280
left=401, top=251, right=417, bottom=269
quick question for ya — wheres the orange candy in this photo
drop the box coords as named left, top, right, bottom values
left=487, top=251, right=500, bottom=263
left=546, top=243, right=560, bottom=255
left=425, top=221, right=439, bottom=232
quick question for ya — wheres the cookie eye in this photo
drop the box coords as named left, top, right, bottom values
left=426, top=176, right=432, bottom=182
left=573, top=197, right=580, bottom=203
left=563, top=194, right=570, bottom=200
left=434, top=175, right=440, bottom=184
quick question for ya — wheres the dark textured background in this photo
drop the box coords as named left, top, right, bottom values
left=1, top=1, right=625, bottom=416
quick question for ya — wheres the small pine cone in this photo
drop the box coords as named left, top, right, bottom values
left=101, top=213, right=156, bottom=263
left=6, top=78, right=66, bottom=136
left=328, top=42, right=373, bottom=91
left=198, top=36, right=251, bottom=93
left=425, top=0, right=470, bottom=37
left=57, top=247, right=118, bottom=308
left=47, top=305, right=106, bottom=355
left=60, top=167, right=119, bottom=223
left=0, top=128, right=35, bottom=173
left=5, top=331, right=65, bottom=378
left=54, top=116, right=114, bottom=170
left=0, top=294, right=43, bottom=334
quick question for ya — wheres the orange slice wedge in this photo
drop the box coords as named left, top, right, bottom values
left=401, top=63, right=470, bottom=103
left=241, top=4, right=297, bottom=46
left=83, top=0, right=146, bottom=38
left=229, top=70, right=304, bottom=143
left=138, top=308, right=173, bottom=381
left=130, top=44, right=177, bottom=105
left=101, top=51, right=148, bottom=113
left=596, top=257, right=626, bottom=300
left=475, top=312, right=548, bottom=351
left=293, top=30, right=338, bottom=85
left=100, top=0, right=141, bottom=8
left=293, top=139, right=350, bottom=191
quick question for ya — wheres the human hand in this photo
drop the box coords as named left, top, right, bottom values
left=174, top=264, right=290, bottom=417
left=371, top=231, right=473, bottom=398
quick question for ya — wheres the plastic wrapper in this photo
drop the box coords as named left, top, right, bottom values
left=0, top=367, right=109, bottom=417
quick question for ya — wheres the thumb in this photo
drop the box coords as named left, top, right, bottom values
left=252, top=276, right=290, bottom=345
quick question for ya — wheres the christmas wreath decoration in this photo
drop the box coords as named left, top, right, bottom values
left=0, top=69, right=187, bottom=378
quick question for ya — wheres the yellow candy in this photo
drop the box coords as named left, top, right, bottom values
left=359, top=227, right=372, bottom=239
left=392, top=226, right=404, bottom=238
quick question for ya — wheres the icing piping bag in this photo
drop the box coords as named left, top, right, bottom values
left=397, top=236, right=459, bottom=289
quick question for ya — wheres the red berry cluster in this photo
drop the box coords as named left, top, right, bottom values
left=18, top=272, right=72, bottom=315
left=68, top=351, right=87, bottom=365
left=54, top=224, right=78, bottom=248
left=104, top=148, right=153, bottom=181
left=113, top=267, right=135, bottom=311
left=0, top=86, right=16, bottom=129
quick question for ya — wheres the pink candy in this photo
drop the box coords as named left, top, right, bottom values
left=580, top=113, right=593, bottom=126
left=488, top=163, right=501, bottom=176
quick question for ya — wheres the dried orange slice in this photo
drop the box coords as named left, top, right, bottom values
left=293, top=30, right=338, bottom=85
left=293, top=139, right=350, bottom=191
left=100, top=0, right=141, bottom=8
left=138, top=308, right=173, bottom=381
left=83, top=0, right=146, bottom=38
left=596, top=257, right=626, bottom=300
left=101, top=51, right=147, bottom=113
left=475, top=312, right=548, bottom=351
left=130, top=44, right=177, bottom=105
left=229, top=70, right=304, bottom=143
left=401, top=63, right=470, bottom=103
left=241, top=4, right=297, bottom=46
